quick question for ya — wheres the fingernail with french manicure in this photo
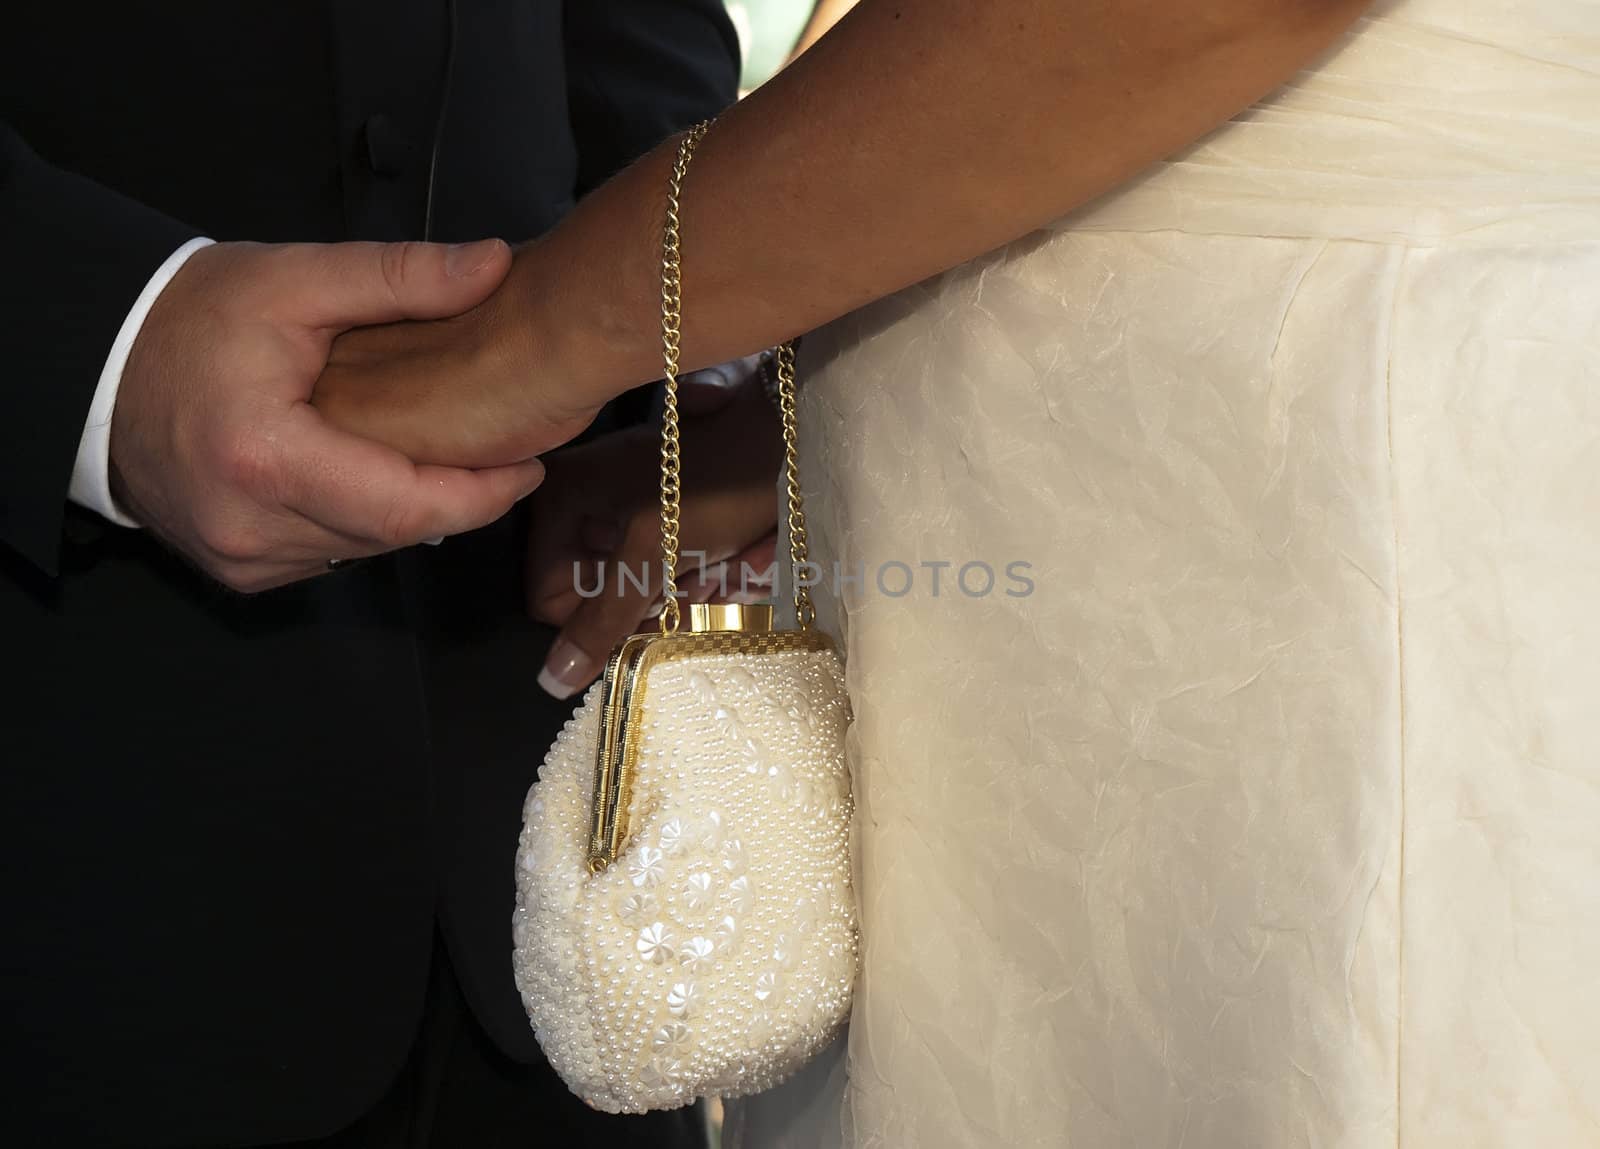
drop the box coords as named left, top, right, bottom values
left=538, top=638, right=598, bottom=700
left=444, top=238, right=505, bottom=278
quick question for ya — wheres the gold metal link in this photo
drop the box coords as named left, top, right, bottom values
left=774, top=342, right=815, bottom=627
left=657, top=121, right=711, bottom=634
left=657, top=120, right=813, bottom=632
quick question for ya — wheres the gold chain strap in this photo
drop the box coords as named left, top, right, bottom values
left=656, top=121, right=708, bottom=633
left=658, top=120, right=813, bottom=632
left=774, top=343, right=816, bottom=627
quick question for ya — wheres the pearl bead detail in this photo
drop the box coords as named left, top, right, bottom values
left=513, top=649, right=857, bottom=1113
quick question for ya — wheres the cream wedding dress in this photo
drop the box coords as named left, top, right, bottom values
left=727, top=2, right=1600, bottom=1146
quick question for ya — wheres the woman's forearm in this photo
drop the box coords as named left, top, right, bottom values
left=518, top=0, right=1368, bottom=402
left=313, top=0, right=1371, bottom=468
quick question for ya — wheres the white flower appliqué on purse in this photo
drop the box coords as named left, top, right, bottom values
left=513, top=608, right=856, bottom=1112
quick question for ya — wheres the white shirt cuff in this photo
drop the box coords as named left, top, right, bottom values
left=69, top=236, right=215, bottom=528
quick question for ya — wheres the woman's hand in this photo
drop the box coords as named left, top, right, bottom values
left=528, top=375, right=784, bottom=698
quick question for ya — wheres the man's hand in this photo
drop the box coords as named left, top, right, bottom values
left=312, top=248, right=605, bottom=470
left=527, top=376, right=782, bottom=698
left=110, top=239, right=548, bottom=592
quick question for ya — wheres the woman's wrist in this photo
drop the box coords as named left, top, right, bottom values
left=499, top=140, right=683, bottom=411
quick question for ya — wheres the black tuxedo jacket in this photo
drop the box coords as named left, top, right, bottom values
left=0, top=3, right=736, bottom=1144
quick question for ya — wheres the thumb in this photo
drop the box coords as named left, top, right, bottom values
left=281, top=239, right=513, bottom=330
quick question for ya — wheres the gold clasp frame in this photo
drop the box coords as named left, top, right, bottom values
left=585, top=603, right=831, bottom=871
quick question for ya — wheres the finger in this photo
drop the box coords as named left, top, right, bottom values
left=679, top=354, right=765, bottom=416
left=682, top=561, right=732, bottom=603
left=533, top=523, right=771, bottom=692
left=529, top=581, right=585, bottom=628
left=192, top=509, right=434, bottom=596
left=686, top=532, right=780, bottom=605
left=272, top=513, right=431, bottom=566
left=526, top=502, right=618, bottom=623
left=278, top=405, right=545, bottom=548
left=580, top=517, right=624, bottom=554
left=204, top=553, right=339, bottom=596
left=732, top=532, right=780, bottom=577
left=242, top=554, right=397, bottom=595
left=179, top=493, right=394, bottom=589
left=537, top=543, right=662, bottom=700
left=715, top=532, right=780, bottom=602
left=526, top=541, right=593, bottom=625
left=271, top=239, right=513, bottom=330
left=239, top=525, right=482, bottom=599
left=528, top=549, right=609, bottom=627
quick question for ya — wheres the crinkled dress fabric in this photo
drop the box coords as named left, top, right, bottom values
left=726, top=2, right=1600, bottom=1146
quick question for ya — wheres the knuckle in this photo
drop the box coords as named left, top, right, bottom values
left=226, top=244, right=294, bottom=319
left=250, top=243, right=301, bottom=291
left=376, top=494, right=421, bottom=549
left=209, top=425, right=274, bottom=495
left=378, top=242, right=417, bottom=306
left=197, top=514, right=269, bottom=565
left=254, top=241, right=293, bottom=270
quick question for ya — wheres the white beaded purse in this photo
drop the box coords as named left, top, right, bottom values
left=511, top=122, right=857, bottom=1114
